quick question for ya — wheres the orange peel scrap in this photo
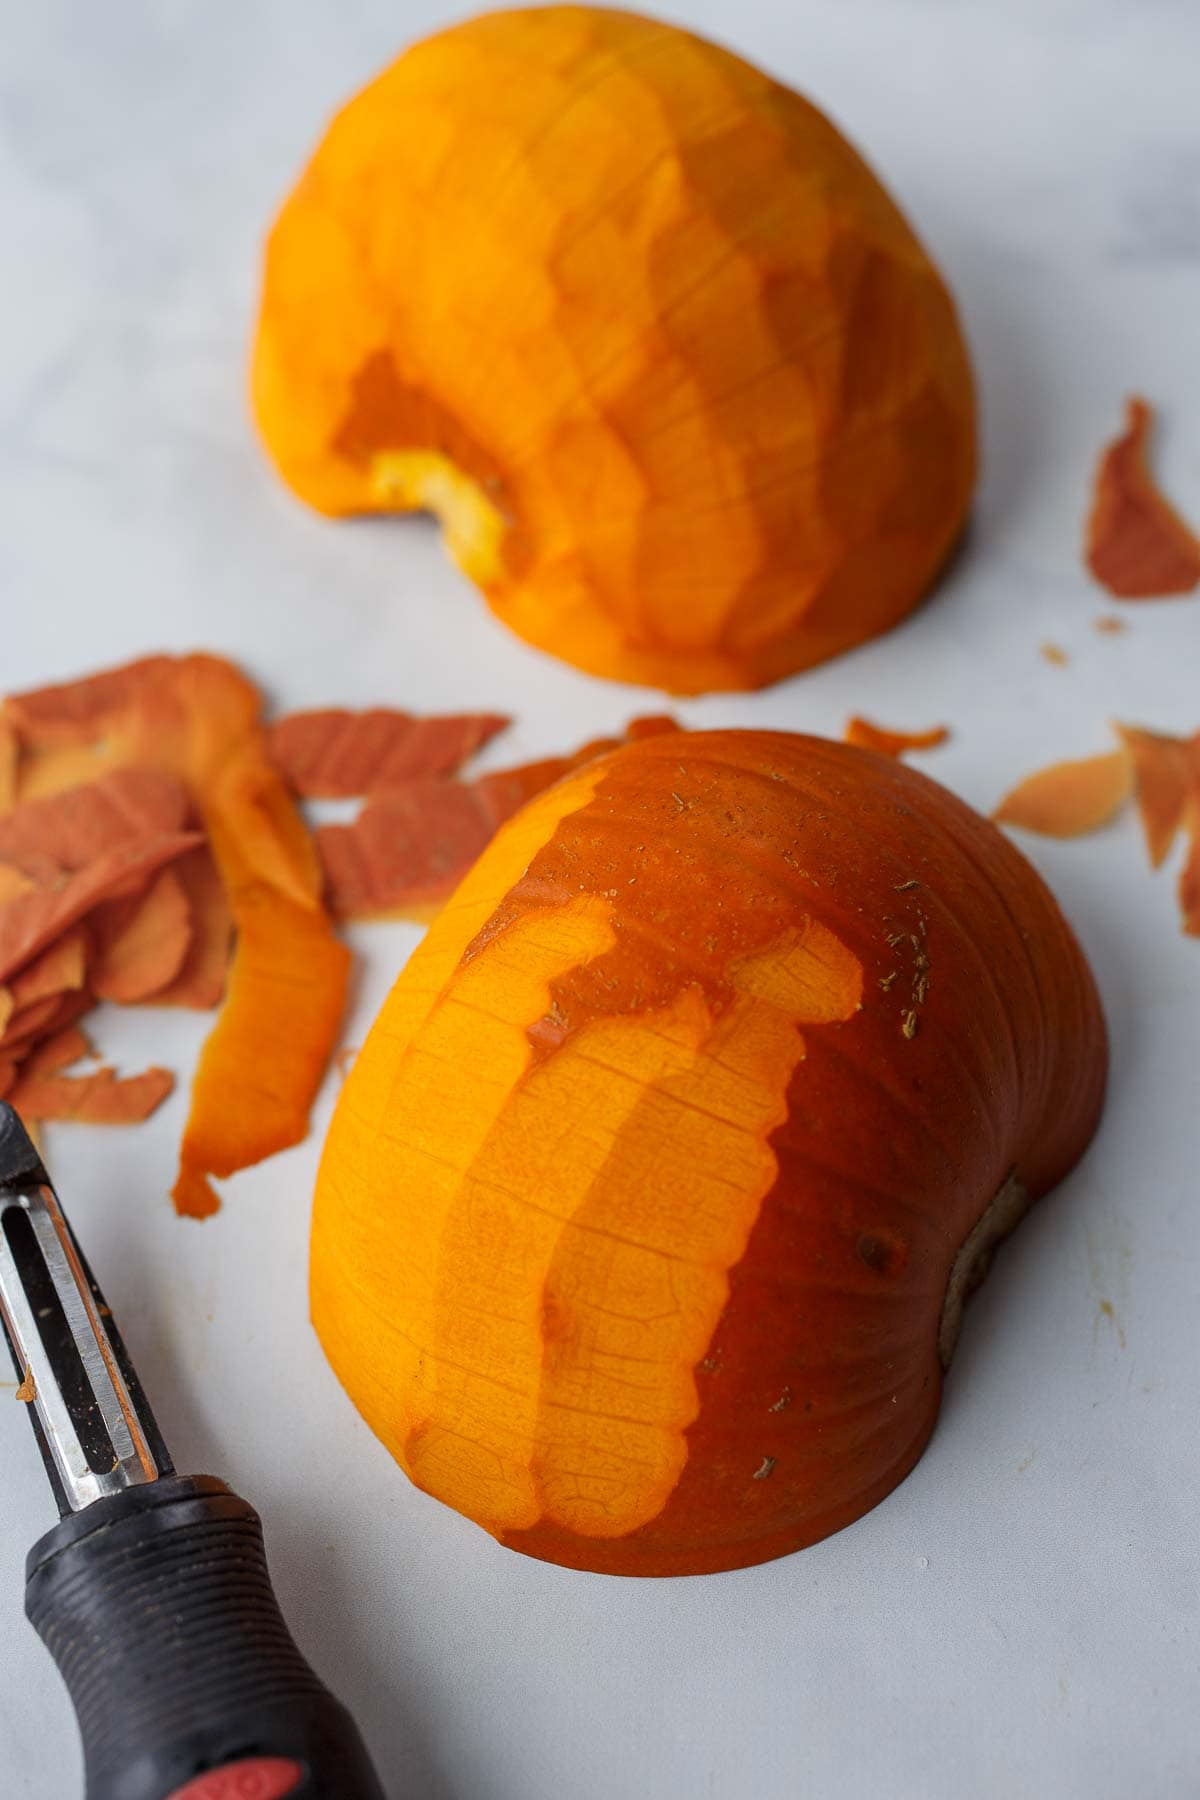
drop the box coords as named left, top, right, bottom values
left=0, top=768, right=190, bottom=878
left=9, top=1062, right=174, bottom=1126
left=1, top=991, right=93, bottom=1059
left=7, top=929, right=88, bottom=1011
left=3, top=993, right=69, bottom=1052
left=0, top=833, right=200, bottom=987
left=1113, top=724, right=1195, bottom=868
left=268, top=707, right=510, bottom=797
left=1086, top=397, right=1200, bottom=599
left=145, top=847, right=232, bottom=1011
left=19, top=1023, right=94, bottom=1081
left=319, top=778, right=506, bottom=921
left=91, top=867, right=192, bottom=1005
left=1113, top=721, right=1200, bottom=937
left=842, top=717, right=950, bottom=758
left=993, top=750, right=1133, bottom=838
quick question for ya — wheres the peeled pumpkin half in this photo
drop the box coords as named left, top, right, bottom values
left=253, top=6, right=976, bottom=694
left=312, top=729, right=1105, bottom=1576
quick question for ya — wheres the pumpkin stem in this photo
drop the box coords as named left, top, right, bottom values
left=938, top=1171, right=1032, bottom=1369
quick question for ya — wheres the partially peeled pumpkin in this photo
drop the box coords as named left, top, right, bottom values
left=312, top=730, right=1105, bottom=1576
left=253, top=6, right=976, bottom=693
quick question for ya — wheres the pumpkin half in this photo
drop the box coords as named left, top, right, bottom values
left=312, top=730, right=1104, bottom=1575
left=253, top=6, right=976, bottom=694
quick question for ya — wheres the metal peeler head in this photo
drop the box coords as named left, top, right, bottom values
left=0, top=1101, right=171, bottom=1513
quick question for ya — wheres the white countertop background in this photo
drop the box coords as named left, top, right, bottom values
left=2, top=2, right=1199, bottom=1795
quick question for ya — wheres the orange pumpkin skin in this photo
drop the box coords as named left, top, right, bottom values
left=252, top=7, right=976, bottom=694
left=311, top=731, right=1105, bottom=1575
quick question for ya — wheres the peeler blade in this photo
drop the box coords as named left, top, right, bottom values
left=0, top=1101, right=173, bottom=1513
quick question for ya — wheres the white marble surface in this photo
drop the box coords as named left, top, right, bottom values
left=2, top=2, right=1199, bottom=1795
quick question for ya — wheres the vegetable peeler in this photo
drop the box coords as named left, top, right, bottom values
left=0, top=1102, right=385, bottom=1800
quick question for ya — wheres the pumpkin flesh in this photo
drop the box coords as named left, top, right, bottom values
left=253, top=8, right=976, bottom=694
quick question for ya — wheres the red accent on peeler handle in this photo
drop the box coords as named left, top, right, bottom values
left=166, top=1758, right=305, bottom=1799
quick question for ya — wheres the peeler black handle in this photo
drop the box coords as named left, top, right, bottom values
left=24, top=1474, right=386, bottom=1800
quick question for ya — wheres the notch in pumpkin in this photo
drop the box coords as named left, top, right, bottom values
left=312, top=729, right=1105, bottom=1576
left=252, top=6, right=976, bottom=694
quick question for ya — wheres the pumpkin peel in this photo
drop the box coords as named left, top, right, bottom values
left=3, top=993, right=76, bottom=1053
left=1, top=992, right=93, bottom=1061
left=19, top=1023, right=94, bottom=1082
left=4, top=1012, right=173, bottom=1125
left=843, top=716, right=949, bottom=758
left=0, top=768, right=191, bottom=878
left=1113, top=723, right=1195, bottom=867
left=0, top=833, right=201, bottom=987
left=91, top=867, right=192, bottom=1005
left=992, top=750, right=1133, bottom=838
left=268, top=706, right=510, bottom=797
left=1118, top=728, right=1200, bottom=936
left=1086, top=396, right=1200, bottom=599
left=173, top=884, right=349, bottom=1217
left=318, top=779, right=509, bottom=921
left=1117, top=723, right=1200, bottom=936
left=6, top=930, right=88, bottom=1013
left=9, top=1062, right=174, bottom=1126
left=146, top=847, right=232, bottom=1010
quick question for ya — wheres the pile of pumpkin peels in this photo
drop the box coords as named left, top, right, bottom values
left=0, top=653, right=675, bottom=1215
